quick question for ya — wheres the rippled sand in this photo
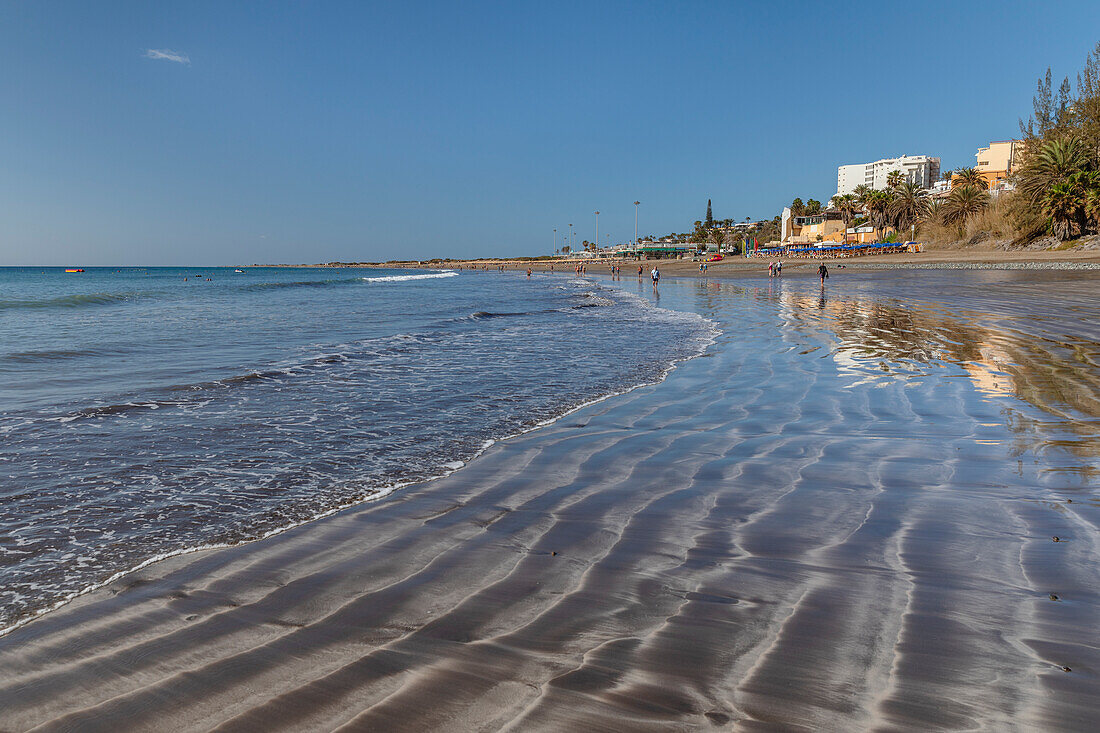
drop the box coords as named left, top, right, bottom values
left=1, top=270, right=1098, bottom=731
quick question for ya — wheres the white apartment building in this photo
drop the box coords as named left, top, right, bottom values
left=836, top=155, right=941, bottom=196
left=837, top=163, right=874, bottom=195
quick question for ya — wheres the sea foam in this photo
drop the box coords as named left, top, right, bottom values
left=360, top=271, right=458, bottom=283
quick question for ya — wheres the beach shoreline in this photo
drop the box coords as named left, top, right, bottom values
left=266, top=246, right=1100, bottom=275
left=2, top=270, right=1098, bottom=731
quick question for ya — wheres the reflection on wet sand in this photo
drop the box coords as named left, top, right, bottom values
left=703, top=276, right=1100, bottom=461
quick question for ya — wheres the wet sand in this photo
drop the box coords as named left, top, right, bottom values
left=1, top=271, right=1099, bottom=731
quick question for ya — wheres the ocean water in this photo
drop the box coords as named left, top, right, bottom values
left=0, top=266, right=714, bottom=631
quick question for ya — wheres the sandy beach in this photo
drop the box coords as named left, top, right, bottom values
left=420, top=247, right=1100, bottom=277
left=1, top=270, right=1099, bottom=731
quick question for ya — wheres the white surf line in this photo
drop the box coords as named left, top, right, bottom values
left=360, top=271, right=458, bottom=283
left=0, top=277, right=721, bottom=641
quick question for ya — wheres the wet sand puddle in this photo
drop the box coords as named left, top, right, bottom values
left=0, top=270, right=1097, bottom=731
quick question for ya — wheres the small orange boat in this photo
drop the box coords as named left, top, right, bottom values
left=64, top=268, right=85, bottom=273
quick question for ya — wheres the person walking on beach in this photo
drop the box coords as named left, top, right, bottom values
left=651, top=266, right=660, bottom=285
left=638, top=265, right=643, bottom=277
left=818, top=263, right=829, bottom=285
left=526, top=268, right=532, bottom=278
left=776, top=261, right=782, bottom=277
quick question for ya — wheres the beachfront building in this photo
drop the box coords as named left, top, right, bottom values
left=781, top=208, right=847, bottom=245
left=846, top=225, right=877, bottom=243
left=962, top=139, right=1023, bottom=193
left=836, top=155, right=941, bottom=196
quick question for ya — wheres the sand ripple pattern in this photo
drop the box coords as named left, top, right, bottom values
left=0, top=271, right=1098, bottom=731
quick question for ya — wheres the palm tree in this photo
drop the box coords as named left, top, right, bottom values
left=1067, top=170, right=1100, bottom=233
left=1043, top=182, right=1084, bottom=240
left=886, top=170, right=905, bottom=189
left=1085, top=187, right=1100, bottom=233
left=1015, top=137, right=1089, bottom=203
left=943, top=186, right=991, bottom=227
left=889, top=181, right=929, bottom=233
left=852, top=185, right=873, bottom=217
left=865, top=190, right=894, bottom=240
left=832, top=194, right=859, bottom=243
left=925, top=198, right=945, bottom=224
left=952, top=167, right=988, bottom=190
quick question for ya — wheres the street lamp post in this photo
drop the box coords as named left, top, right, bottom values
left=594, top=211, right=599, bottom=253
left=553, top=228, right=557, bottom=254
left=569, top=224, right=574, bottom=252
left=634, top=201, right=640, bottom=256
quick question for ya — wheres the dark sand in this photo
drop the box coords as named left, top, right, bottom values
left=1, top=270, right=1099, bottom=731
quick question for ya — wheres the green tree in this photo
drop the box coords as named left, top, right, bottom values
left=832, top=194, right=860, bottom=242
left=943, top=186, right=991, bottom=227
left=852, top=185, right=873, bottom=216
left=1060, top=170, right=1100, bottom=236
left=886, top=170, right=905, bottom=189
left=707, top=228, right=726, bottom=250
left=789, top=198, right=806, bottom=216
left=804, top=199, right=822, bottom=215
left=1021, top=68, right=1063, bottom=140
left=1085, top=186, right=1100, bottom=232
left=1016, top=137, right=1090, bottom=203
left=705, top=200, right=714, bottom=228
left=1043, top=182, right=1084, bottom=240
left=925, top=197, right=945, bottom=225
left=1075, top=41, right=1100, bottom=165
left=692, top=220, right=707, bottom=242
left=889, top=181, right=929, bottom=232
left=952, top=167, right=988, bottom=190
left=865, top=190, right=894, bottom=239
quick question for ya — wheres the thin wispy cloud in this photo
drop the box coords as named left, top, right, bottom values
left=144, top=49, right=190, bottom=65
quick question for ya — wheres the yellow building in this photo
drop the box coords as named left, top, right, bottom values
left=784, top=213, right=847, bottom=244
left=964, top=139, right=1023, bottom=190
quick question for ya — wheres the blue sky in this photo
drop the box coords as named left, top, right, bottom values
left=2, top=1, right=1099, bottom=265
